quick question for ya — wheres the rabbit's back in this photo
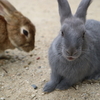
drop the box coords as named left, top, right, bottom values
left=86, top=19, right=100, bottom=38
left=86, top=19, right=100, bottom=57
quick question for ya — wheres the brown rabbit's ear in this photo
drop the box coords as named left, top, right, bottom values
left=0, top=0, right=17, bottom=22
left=0, top=0, right=17, bottom=14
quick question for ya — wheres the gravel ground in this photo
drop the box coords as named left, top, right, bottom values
left=0, top=0, right=100, bottom=100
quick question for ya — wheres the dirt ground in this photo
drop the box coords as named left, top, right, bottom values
left=0, top=0, right=100, bottom=100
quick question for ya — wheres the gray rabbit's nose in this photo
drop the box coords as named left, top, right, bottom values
left=66, top=49, right=77, bottom=56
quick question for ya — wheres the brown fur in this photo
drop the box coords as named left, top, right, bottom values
left=0, top=0, right=36, bottom=57
left=0, top=16, right=15, bottom=51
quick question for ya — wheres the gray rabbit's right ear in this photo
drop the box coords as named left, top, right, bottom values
left=0, top=0, right=17, bottom=22
left=57, top=0, right=72, bottom=24
left=75, top=0, right=92, bottom=22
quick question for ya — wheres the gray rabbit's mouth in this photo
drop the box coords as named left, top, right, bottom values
left=66, top=52, right=82, bottom=61
left=62, top=49, right=81, bottom=61
left=67, top=57, right=75, bottom=61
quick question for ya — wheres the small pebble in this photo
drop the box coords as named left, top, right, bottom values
left=28, top=61, right=31, bottom=65
left=42, top=93, right=45, bottom=95
left=96, top=93, right=100, bottom=96
left=75, top=85, right=79, bottom=90
left=5, top=51, right=9, bottom=53
left=31, top=84, right=38, bottom=89
left=38, top=66, right=41, bottom=69
left=25, top=67, right=29, bottom=70
left=10, top=59, right=15, bottom=63
left=14, top=56, right=19, bottom=59
left=7, top=95, right=10, bottom=98
left=36, top=57, right=40, bottom=60
left=72, top=98, right=76, bottom=100
left=16, top=73, right=21, bottom=76
left=0, top=97, right=5, bottom=100
left=42, top=79, right=46, bottom=82
left=24, top=65, right=28, bottom=68
left=41, top=36, right=44, bottom=38
left=30, top=54, right=33, bottom=57
left=31, top=94, right=36, bottom=99
left=34, top=90, right=38, bottom=93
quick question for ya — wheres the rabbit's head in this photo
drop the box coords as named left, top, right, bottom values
left=57, top=0, right=92, bottom=61
left=0, top=0, right=36, bottom=52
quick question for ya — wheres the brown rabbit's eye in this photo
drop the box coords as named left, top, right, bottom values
left=23, top=29, right=28, bottom=37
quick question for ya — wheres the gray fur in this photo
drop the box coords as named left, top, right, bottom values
left=43, top=0, right=100, bottom=93
left=75, top=0, right=92, bottom=22
left=57, top=0, right=72, bottom=24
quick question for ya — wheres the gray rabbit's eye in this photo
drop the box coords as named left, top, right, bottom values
left=23, top=29, right=28, bottom=37
left=82, top=32, right=85, bottom=39
left=61, top=31, right=64, bottom=36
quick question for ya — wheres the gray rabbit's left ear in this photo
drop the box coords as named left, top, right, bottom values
left=75, top=0, right=92, bottom=22
left=57, top=0, right=72, bottom=24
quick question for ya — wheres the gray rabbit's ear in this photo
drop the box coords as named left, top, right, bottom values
left=75, top=0, right=92, bottom=22
left=57, top=0, right=72, bottom=24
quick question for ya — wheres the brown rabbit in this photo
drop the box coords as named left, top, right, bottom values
left=0, top=0, right=36, bottom=58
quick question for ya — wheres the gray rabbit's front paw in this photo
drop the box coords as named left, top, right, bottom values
left=43, top=81, right=56, bottom=93
left=56, top=84, right=70, bottom=90
left=56, top=81, right=70, bottom=90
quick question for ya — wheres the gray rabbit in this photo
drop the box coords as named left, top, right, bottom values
left=43, top=0, right=100, bottom=93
